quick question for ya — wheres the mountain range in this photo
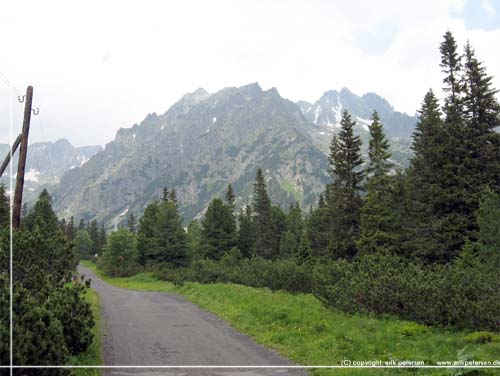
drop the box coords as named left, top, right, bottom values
left=0, top=139, right=101, bottom=201
left=45, top=83, right=417, bottom=227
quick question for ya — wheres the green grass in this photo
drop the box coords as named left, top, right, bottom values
left=80, top=260, right=500, bottom=375
left=68, top=286, right=103, bottom=375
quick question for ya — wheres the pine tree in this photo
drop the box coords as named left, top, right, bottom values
left=169, top=189, right=178, bottom=205
left=66, top=216, right=76, bottom=241
left=327, top=111, right=364, bottom=259
left=153, top=200, right=187, bottom=267
left=252, top=169, right=275, bottom=258
left=23, top=189, right=60, bottom=237
left=366, top=111, right=392, bottom=178
left=162, top=187, right=169, bottom=202
left=0, top=185, right=9, bottom=229
left=137, top=201, right=159, bottom=265
left=98, top=224, right=107, bottom=253
left=225, top=184, right=236, bottom=214
left=358, top=112, right=400, bottom=255
left=476, top=189, right=500, bottom=268
left=237, top=206, right=255, bottom=258
left=127, top=212, right=137, bottom=233
left=440, top=31, right=464, bottom=124
left=306, top=195, right=330, bottom=257
left=201, top=198, right=237, bottom=260
left=462, top=42, right=500, bottom=194
left=78, top=218, right=86, bottom=231
left=88, top=220, right=99, bottom=255
left=279, top=202, right=303, bottom=258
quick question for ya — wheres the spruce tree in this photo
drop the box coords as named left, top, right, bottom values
left=162, top=187, right=169, bottom=202
left=306, top=195, right=330, bottom=257
left=201, top=198, right=237, bottom=260
left=137, top=201, right=159, bottom=265
left=237, top=206, right=255, bottom=258
left=279, top=202, right=303, bottom=258
left=66, top=216, right=76, bottom=241
left=366, top=111, right=392, bottom=178
left=88, top=219, right=99, bottom=255
left=327, top=110, right=364, bottom=259
left=127, top=212, right=137, bottom=233
left=169, top=189, right=178, bottom=205
left=252, top=169, right=275, bottom=259
left=463, top=42, right=500, bottom=194
left=225, top=184, right=236, bottom=214
left=358, top=115, right=400, bottom=255
left=153, top=200, right=187, bottom=267
left=98, top=224, right=107, bottom=253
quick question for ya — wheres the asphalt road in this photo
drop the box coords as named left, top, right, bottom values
left=78, top=265, right=307, bottom=376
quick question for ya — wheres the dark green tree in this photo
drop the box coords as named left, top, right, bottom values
left=225, top=184, right=236, bottom=214
left=201, top=198, right=237, bottom=260
left=88, top=219, right=99, bottom=255
left=327, top=111, right=364, bottom=259
left=306, top=195, right=330, bottom=257
left=366, top=111, right=392, bottom=178
left=476, top=189, right=500, bottom=268
left=137, top=201, right=160, bottom=265
left=237, top=206, right=255, bottom=258
left=152, top=200, right=187, bottom=267
left=252, top=169, right=275, bottom=259
left=66, top=216, right=76, bottom=241
left=128, top=212, right=137, bottom=233
left=169, top=188, right=178, bottom=205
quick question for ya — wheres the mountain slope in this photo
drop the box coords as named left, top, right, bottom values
left=299, top=88, right=417, bottom=167
left=0, top=139, right=102, bottom=199
left=54, top=83, right=329, bottom=226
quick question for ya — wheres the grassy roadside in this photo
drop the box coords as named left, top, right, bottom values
left=68, top=286, right=103, bottom=375
left=80, top=260, right=500, bottom=376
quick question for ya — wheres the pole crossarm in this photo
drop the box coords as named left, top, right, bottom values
left=0, top=133, right=22, bottom=178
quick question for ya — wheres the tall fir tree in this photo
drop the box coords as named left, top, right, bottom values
left=252, top=169, right=275, bottom=259
left=66, top=216, right=76, bottom=241
left=366, top=111, right=392, bottom=178
left=201, top=198, right=237, bottom=260
left=127, top=212, right=137, bottom=233
left=462, top=42, right=500, bottom=194
left=237, top=206, right=255, bottom=258
left=137, top=201, right=160, bottom=265
left=225, top=184, right=236, bottom=214
left=358, top=115, right=401, bottom=255
left=153, top=200, right=187, bottom=267
left=279, top=202, right=304, bottom=258
left=306, top=195, right=330, bottom=257
left=326, top=110, right=364, bottom=259
left=169, top=189, right=178, bottom=205
left=88, top=220, right=99, bottom=255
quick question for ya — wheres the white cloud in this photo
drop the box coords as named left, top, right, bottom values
left=481, top=0, right=496, bottom=15
left=0, top=0, right=498, bottom=146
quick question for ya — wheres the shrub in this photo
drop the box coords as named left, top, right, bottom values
left=464, top=331, right=497, bottom=344
left=400, top=323, right=430, bottom=337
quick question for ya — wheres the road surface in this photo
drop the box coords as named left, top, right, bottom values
left=78, top=265, right=307, bottom=376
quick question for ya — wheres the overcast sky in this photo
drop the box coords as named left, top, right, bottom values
left=0, top=0, right=499, bottom=147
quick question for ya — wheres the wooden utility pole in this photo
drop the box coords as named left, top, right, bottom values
left=0, top=133, right=22, bottom=178
left=12, top=86, right=33, bottom=229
